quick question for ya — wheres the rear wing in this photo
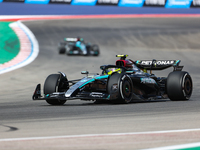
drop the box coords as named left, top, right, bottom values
left=64, top=38, right=77, bottom=42
left=135, top=60, right=183, bottom=71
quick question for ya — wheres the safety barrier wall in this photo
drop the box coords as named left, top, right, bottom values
left=0, top=0, right=200, bottom=8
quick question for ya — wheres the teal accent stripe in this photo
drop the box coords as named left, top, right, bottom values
left=79, top=75, right=108, bottom=88
left=136, top=60, right=140, bottom=64
left=176, top=60, right=180, bottom=65
left=126, top=71, right=134, bottom=73
left=95, top=75, right=109, bottom=79
left=79, top=79, right=95, bottom=88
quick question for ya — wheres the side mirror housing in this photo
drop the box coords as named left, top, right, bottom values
left=81, top=71, right=89, bottom=75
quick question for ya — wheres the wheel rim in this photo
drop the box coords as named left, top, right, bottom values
left=122, top=80, right=132, bottom=98
left=184, top=77, right=192, bottom=96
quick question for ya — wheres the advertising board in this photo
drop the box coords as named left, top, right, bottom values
left=25, top=0, right=50, bottom=4
left=165, top=0, right=193, bottom=8
left=49, top=0, right=71, bottom=3
left=71, top=0, right=97, bottom=5
left=118, top=0, right=144, bottom=7
left=96, top=0, right=119, bottom=5
left=3, top=0, right=24, bottom=2
left=190, top=0, right=200, bottom=7
left=143, top=0, right=166, bottom=6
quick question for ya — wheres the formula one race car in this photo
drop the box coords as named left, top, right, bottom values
left=33, top=55, right=193, bottom=105
left=58, top=37, right=99, bottom=56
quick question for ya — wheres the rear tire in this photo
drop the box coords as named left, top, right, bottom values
left=108, top=73, right=133, bottom=104
left=44, top=74, right=67, bottom=105
left=166, top=71, right=192, bottom=101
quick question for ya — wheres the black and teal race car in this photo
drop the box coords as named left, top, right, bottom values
left=32, top=55, right=193, bottom=105
left=58, top=37, right=99, bottom=56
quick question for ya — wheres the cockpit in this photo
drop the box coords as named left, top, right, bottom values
left=100, top=65, right=124, bottom=75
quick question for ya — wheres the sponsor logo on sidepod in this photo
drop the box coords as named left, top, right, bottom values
left=141, top=78, right=156, bottom=84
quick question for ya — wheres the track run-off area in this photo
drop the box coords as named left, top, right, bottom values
left=1, top=4, right=200, bottom=150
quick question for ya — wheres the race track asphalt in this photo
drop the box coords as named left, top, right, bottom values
left=0, top=17, right=200, bottom=150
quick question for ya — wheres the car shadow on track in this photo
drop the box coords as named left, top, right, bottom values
left=40, top=99, right=169, bottom=107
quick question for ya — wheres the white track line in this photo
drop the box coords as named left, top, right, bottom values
left=143, top=142, right=200, bottom=150
left=1, top=128, right=200, bottom=142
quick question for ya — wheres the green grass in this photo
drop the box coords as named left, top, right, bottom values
left=0, top=22, right=20, bottom=64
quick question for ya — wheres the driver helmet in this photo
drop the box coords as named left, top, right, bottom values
left=77, top=37, right=84, bottom=42
left=107, top=68, right=121, bottom=75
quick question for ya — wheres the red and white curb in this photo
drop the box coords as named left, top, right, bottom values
left=0, top=21, right=39, bottom=74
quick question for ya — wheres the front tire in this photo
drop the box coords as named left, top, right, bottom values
left=58, top=42, right=66, bottom=54
left=166, top=71, right=192, bottom=101
left=92, top=45, right=99, bottom=56
left=44, top=74, right=67, bottom=105
left=59, top=47, right=66, bottom=54
left=66, top=45, right=74, bottom=55
left=108, top=73, right=133, bottom=104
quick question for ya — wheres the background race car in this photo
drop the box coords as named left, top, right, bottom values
left=58, top=37, right=100, bottom=56
left=33, top=55, right=193, bottom=105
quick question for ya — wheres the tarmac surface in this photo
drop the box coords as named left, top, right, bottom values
left=0, top=17, right=200, bottom=149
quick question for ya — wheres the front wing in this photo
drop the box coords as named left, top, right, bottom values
left=32, top=84, right=110, bottom=101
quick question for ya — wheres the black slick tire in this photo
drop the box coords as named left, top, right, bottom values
left=59, top=47, right=66, bottom=54
left=166, top=71, right=192, bottom=101
left=108, top=73, right=133, bottom=104
left=59, top=42, right=66, bottom=54
left=44, top=74, right=67, bottom=105
left=66, top=45, right=74, bottom=55
left=92, top=45, right=99, bottom=56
